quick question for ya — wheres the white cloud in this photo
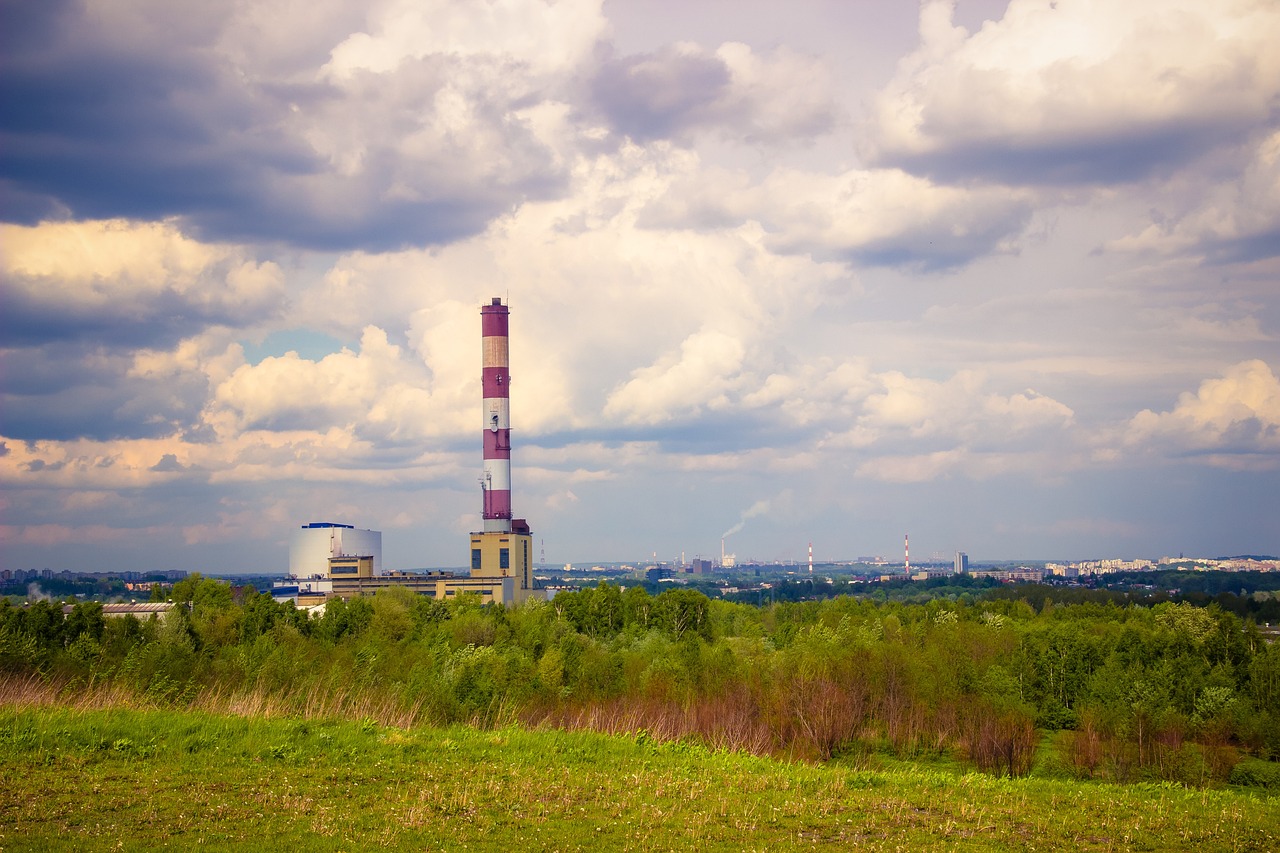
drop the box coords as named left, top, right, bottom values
left=823, top=371, right=1080, bottom=482
left=212, top=326, right=444, bottom=442
left=866, top=0, right=1280, bottom=183
left=713, top=43, right=837, bottom=141
left=1126, top=359, right=1280, bottom=465
left=322, top=0, right=606, bottom=80
left=641, top=165, right=1032, bottom=268
left=604, top=328, right=747, bottom=425
left=1, top=219, right=284, bottom=322
left=856, top=370, right=1075, bottom=441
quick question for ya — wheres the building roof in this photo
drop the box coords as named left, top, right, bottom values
left=60, top=602, right=177, bottom=616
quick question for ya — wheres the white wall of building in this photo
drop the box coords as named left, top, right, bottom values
left=289, top=524, right=383, bottom=577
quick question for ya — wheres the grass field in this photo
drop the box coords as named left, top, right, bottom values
left=1, top=705, right=1276, bottom=851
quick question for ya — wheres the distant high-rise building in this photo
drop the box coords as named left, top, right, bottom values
left=954, top=551, right=969, bottom=574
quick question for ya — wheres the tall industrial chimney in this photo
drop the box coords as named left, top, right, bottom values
left=470, top=297, right=539, bottom=602
left=480, top=297, right=512, bottom=533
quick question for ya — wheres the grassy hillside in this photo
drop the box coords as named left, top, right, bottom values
left=1, top=705, right=1275, bottom=851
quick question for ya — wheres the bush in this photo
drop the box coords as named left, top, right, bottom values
left=1229, top=757, right=1280, bottom=789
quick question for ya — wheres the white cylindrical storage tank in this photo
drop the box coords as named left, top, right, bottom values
left=289, top=523, right=383, bottom=577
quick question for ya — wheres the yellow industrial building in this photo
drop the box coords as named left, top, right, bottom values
left=294, top=531, right=542, bottom=608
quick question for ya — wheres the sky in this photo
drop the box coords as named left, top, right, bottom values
left=2, top=0, right=1279, bottom=574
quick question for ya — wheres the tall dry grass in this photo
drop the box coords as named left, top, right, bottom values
left=526, top=675, right=909, bottom=763
left=0, top=672, right=142, bottom=712
left=0, top=672, right=427, bottom=730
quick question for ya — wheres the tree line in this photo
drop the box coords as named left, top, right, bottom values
left=2, top=575, right=1277, bottom=785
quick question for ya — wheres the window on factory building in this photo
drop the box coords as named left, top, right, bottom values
left=499, top=548, right=509, bottom=569
left=471, top=549, right=481, bottom=570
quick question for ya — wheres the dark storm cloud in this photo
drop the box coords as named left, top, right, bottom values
left=0, top=1, right=566, bottom=251
left=1, top=342, right=209, bottom=441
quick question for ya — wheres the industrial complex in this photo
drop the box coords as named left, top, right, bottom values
left=275, top=298, right=543, bottom=608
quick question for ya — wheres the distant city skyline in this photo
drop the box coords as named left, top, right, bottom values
left=2, top=1, right=1278, bottom=574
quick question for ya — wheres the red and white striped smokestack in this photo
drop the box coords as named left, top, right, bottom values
left=481, top=297, right=512, bottom=533
left=808, top=541, right=813, bottom=574
left=904, top=533, right=910, bottom=573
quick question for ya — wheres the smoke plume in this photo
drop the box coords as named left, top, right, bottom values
left=722, top=499, right=771, bottom=539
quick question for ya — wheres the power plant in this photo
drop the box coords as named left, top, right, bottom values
left=278, top=297, right=543, bottom=607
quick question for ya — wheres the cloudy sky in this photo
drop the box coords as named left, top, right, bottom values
left=3, top=0, right=1278, bottom=573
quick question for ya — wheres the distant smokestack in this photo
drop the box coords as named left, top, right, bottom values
left=808, top=541, right=813, bottom=574
left=481, top=298, right=512, bottom=533
left=905, top=533, right=910, bottom=573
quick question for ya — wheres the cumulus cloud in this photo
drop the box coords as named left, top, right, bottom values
left=1126, top=359, right=1280, bottom=466
left=833, top=370, right=1078, bottom=482
left=321, top=0, right=604, bottom=80
left=0, top=341, right=217, bottom=442
left=866, top=0, right=1280, bottom=184
left=1108, top=131, right=1280, bottom=262
left=858, top=372, right=1076, bottom=439
left=0, top=219, right=285, bottom=348
left=0, top=220, right=285, bottom=441
left=759, top=167, right=1030, bottom=268
left=589, top=41, right=837, bottom=143
left=604, top=328, right=747, bottom=425
left=638, top=164, right=1033, bottom=269
left=0, top=0, right=599, bottom=250
left=212, top=325, right=444, bottom=445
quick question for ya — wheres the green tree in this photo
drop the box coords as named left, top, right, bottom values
left=653, top=588, right=712, bottom=641
left=64, top=601, right=105, bottom=646
left=370, top=586, right=415, bottom=642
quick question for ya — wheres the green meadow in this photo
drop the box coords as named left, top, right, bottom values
left=1, top=705, right=1276, bottom=851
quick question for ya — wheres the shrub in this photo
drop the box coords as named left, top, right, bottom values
left=1228, top=757, right=1280, bottom=789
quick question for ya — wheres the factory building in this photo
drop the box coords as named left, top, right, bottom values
left=279, top=298, right=543, bottom=608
